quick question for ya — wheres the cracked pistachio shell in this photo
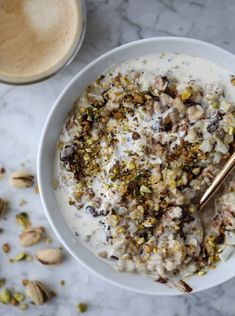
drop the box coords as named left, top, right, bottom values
left=25, top=281, right=51, bottom=305
left=19, top=227, right=44, bottom=247
left=9, top=171, right=34, bottom=189
left=35, top=248, right=63, bottom=265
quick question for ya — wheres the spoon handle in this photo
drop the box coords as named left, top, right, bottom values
left=200, top=152, right=235, bottom=210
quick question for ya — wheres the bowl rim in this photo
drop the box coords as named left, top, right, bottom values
left=38, top=36, right=235, bottom=295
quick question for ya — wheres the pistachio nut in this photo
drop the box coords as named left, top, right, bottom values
left=19, top=227, right=44, bottom=247
left=19, top=303, right=28, bottom=310
left=25, top=281, right=51, bottom=305
left=9, top=171, right=34, bottom=189
left=2, top=243, right=10, bottom=253
left=77, top=303, right=87, bottom=313
left=0, top=288, right=11, bottom=304
left=35, top=248, right=63, bottom=265
left=13, top=292, right=24, bottom=302
left=0, top=198, right=7, bottom=218
left=16, top=212, right=30, bottom=229
left=14, top=252, right=27, bottom=261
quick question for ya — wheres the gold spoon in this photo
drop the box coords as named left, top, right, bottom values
left=199, top=152, right=235, bottom=211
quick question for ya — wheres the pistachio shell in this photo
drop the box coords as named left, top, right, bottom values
left=19, top=227, right=44, bottom=247
left=25, top=281, right=51, bottom=305
left=35, top=248, right=63, bottom=265
left=0, top=198, right=7, bottom=218
left=9, top=171, right=34, bottom=189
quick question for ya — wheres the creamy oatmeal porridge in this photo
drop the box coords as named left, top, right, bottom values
left=54, top=53, right=235, bottom=291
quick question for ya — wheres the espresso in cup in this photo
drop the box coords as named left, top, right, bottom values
left=0, top=0, right=84, bottom=84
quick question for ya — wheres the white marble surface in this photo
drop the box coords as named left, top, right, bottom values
left=1, top=0, right=235, bottom=315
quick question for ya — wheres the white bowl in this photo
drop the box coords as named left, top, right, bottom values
left=38, top=37, right=235, bottom=295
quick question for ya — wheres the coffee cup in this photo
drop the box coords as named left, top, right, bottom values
left=0, top=0, right=86, bottom=85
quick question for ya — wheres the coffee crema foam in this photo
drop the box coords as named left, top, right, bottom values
left=0, top=0, right=81, bottom=83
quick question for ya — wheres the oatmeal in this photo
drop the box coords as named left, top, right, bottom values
left=54, top=53, right=235, bottom=283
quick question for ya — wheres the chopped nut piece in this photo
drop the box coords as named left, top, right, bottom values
left=22, top=279, right=29, bottom=286
left=45, top=237, right=52, bottom=244
left=0, top=279, right=6, bottom=287
left=19, top=199, right=27, bottom=206
left=13, top=292, right=24, bottom=302
left=16, top=212, right=31, bottom=229
left=26, top=255, right=33, bottom=261
left=155, top=276, right=168, bottom=284
left=9, top=171, right=34, bottom=189
left=0, top=288, right=11, bottom=304
left=14, top=252, right=27, bottom=261
left=34, top=185, right=39, bottom=194
left=140, top=185, right=151, bottom=194
left=60, top=280, right=65, bottom=286
left=197, top=271, right=206, bottom=276
left=0, top=198, right=7, bottom=218
left=77, top=303, right=87, bottom=313
left=52, top=179, right=59, bottom=190
left=181, top=87, right=192, bottom=101
left=0, top=168, right=5, bottom=181
left=113, top=112, right=123, bottom=120
left=19, top=303, right=28, bottom=310
left=10, top=297, right=18, bottom=306
left=98, top=251, right=108, bottom=258
left=132, top=132, right=141, bottom=140
left=2, top=243, right=10, bottom=253
left=231, top=76, right=235, bottom=86
left=50, top=289, right=57, bottom=297
left=133, top=94, right=144, bottom=103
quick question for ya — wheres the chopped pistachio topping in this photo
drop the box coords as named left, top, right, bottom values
left=14, top=252, right=27, bottom=262
left=77, top=303, right=87, bottom=313
left=0, top=288, right=11, bottom=304
left=16, top=212, right=30, bottom=229
left=2, top=243, right=10, bottom=253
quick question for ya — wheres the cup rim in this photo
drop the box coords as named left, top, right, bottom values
left=0, top=0, right=87, bottom=86
left=38, top=36, right=235, bottom=295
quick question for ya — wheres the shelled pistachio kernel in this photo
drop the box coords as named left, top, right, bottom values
left=9, top=171, right=34, bottom=189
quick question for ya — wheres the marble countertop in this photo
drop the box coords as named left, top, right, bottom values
left=1, top=0, right=235, bottom=315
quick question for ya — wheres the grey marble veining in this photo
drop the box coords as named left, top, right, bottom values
left=1, top=0, right=235, bottom=315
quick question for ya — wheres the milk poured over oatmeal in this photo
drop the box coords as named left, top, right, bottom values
left=54, top=52, right=235, bottom=281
